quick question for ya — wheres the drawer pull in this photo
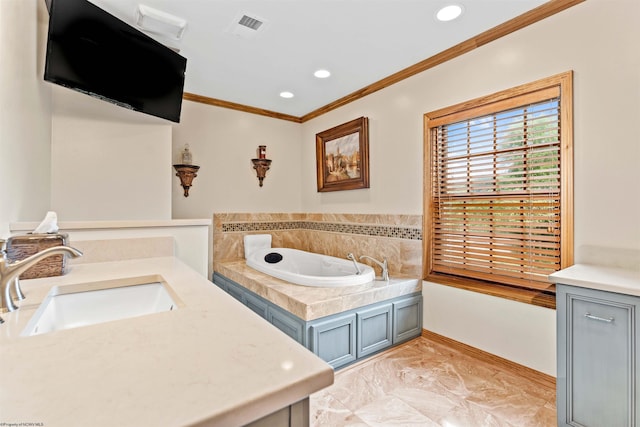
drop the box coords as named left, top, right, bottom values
left=584, top=313, right=614, bottom=323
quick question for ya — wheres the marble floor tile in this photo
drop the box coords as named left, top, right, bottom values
left=310, top=336, right=556, bottom=427
left=310, top=389, right=369, bottom=426
left=529, top=401, right=557, bottom=427
left=355, top=395, right=440, bottom=427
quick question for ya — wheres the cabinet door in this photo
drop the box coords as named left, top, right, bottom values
left=309, top=313, right=356, bottom=369
left=245, top=292, right=269, bottom=319
left=392, top=295, right=423, bottom=344
left=245, top=398, right=309, bottom=427
left=268, top=306, right=305, bottom=345
left=357, top=303, right=392, bottom=358
left=212, top=273, right=228, bottom=291
left=225, top=280, right=247, bottom=304
left=558, top=287, right=636, bottom=427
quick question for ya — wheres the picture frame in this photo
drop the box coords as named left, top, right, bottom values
left=316, top=116, right=370, bottom=192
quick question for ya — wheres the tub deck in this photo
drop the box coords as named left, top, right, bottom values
left=215, top=260, right=422, bottom=321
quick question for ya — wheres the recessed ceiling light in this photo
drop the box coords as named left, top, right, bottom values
left=279, top=91, right=294, bottom=99
left=314, top=69, right=331, bottom=79
left=436, top=4, right=463, bottom=22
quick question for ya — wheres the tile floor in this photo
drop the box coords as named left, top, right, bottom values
left=310, top=336, right=556, bottom=426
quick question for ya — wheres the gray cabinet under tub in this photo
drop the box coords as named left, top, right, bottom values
left=213, top=272, right=422, bottom=369
left=357, top=303, right=393, bottom=358
left=309, top=313, right=357, bottom=367
left=557, top=284, right=639, bottom=426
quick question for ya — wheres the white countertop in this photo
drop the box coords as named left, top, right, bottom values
left=0, top=257, right=333, bottom=427
left=549, top=263, right=640, bottom=296
left=10, top=219, right=211, bottom=231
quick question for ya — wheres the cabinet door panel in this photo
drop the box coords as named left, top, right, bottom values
left=392, top=296, right=423, bottom=344
left=245, top=292, right=269, bottom=319
left=225, top=280, right=246, bottom=304
left=268, top=307, right=305, bottom=344
left=357, top=304, right=392, bottom=358
left=212, top=273, right=228, bottom=291
left=565, top=292, right=635, bottom=427
left=310, top=314, right=356, bottom=368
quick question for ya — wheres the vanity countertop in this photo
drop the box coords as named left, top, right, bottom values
left=0, top=257, right=333, bottom=427
left=216, top=260, right=422, bottom=321
left=549, top=263, right=640, bottom=296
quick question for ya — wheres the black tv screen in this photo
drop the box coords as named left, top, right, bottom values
left=44, top=0, right=187, bottom=123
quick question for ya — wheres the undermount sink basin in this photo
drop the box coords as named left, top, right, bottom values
left=21, top=275, right=181, bottom=336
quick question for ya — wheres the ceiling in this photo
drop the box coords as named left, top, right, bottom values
left=86, top=0, right=554, bottom=119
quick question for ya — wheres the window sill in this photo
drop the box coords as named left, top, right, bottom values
left=424, top=273, right=556, bottom=310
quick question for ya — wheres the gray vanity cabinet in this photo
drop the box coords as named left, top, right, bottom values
left=245, top=398, right=309, bottom=427
left=557, top=284, right=639, bottom=427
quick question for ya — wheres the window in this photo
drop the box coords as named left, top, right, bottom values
left=424, top=72, right=573, bottom=302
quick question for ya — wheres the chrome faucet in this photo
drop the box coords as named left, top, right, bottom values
left=359, top=255, right=390, bottom=281
left=0, top=242, right=83, bottom=313
left=346, top=253, right=361, bottom=275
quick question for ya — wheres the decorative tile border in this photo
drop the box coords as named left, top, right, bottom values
left=221, top=221, right=302, bottom=233
left=221, top=220, right=422, bottom=240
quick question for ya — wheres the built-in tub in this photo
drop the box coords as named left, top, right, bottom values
left=246, top=248, right=375, bottom=287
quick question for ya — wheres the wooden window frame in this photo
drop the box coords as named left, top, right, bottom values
left=423, top=71, right=574, bottom=309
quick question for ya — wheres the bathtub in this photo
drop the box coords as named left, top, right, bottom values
left=245, top=248, right=375, bottom=287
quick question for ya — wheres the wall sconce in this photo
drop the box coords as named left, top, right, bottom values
left=174, top=164, right=199, bottom=197
left=251, top=145, right=271, bottom=187
left=174, top=144, right=198, bottom=197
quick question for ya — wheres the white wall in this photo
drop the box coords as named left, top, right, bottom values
left=300, top=1, right=640, bottom=239
left=3, top=0, right=639, bottom=376
left=0, top=0, right=175, bottom=229
left=0, top=0, right=52, bottom=236
left=50, top=107, right=172, bottom=221
left=300, top=92, right=424, bottom=215
left=297, top=0, right=640, bottom=375
left=170, top=101, right=303, bottom=218
left=423, top=282, right=557, bottom=374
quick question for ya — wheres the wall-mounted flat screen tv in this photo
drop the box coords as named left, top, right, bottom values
left=44, top=0, right=187, bottom=123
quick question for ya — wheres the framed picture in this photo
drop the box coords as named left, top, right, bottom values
left=316, top=116, right=370, bottom=192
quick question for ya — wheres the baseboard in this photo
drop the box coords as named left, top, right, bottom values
left=421, top=329, right=556, bottom=390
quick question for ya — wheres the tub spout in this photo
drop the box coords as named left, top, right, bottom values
left=359, top=255, right=389, bottom=281
left=346, top=253, right=361, bottom=275
left=0, top=245, right=83, bottom=313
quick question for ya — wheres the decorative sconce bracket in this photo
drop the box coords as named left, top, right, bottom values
left=174, top=164, right=200, bottom=197
left=251, top=159, right=271, bottom=187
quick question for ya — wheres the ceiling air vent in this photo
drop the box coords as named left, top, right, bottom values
left=226, top=12, right=268, bottom=38
left=238, top=15, right=263, bottom=31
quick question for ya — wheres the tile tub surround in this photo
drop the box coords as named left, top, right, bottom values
left=216, top=260, right=422, bottom=321
left=0, top=256, right=333, bottom=426
left=213, top=213, right=422, bottom=277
